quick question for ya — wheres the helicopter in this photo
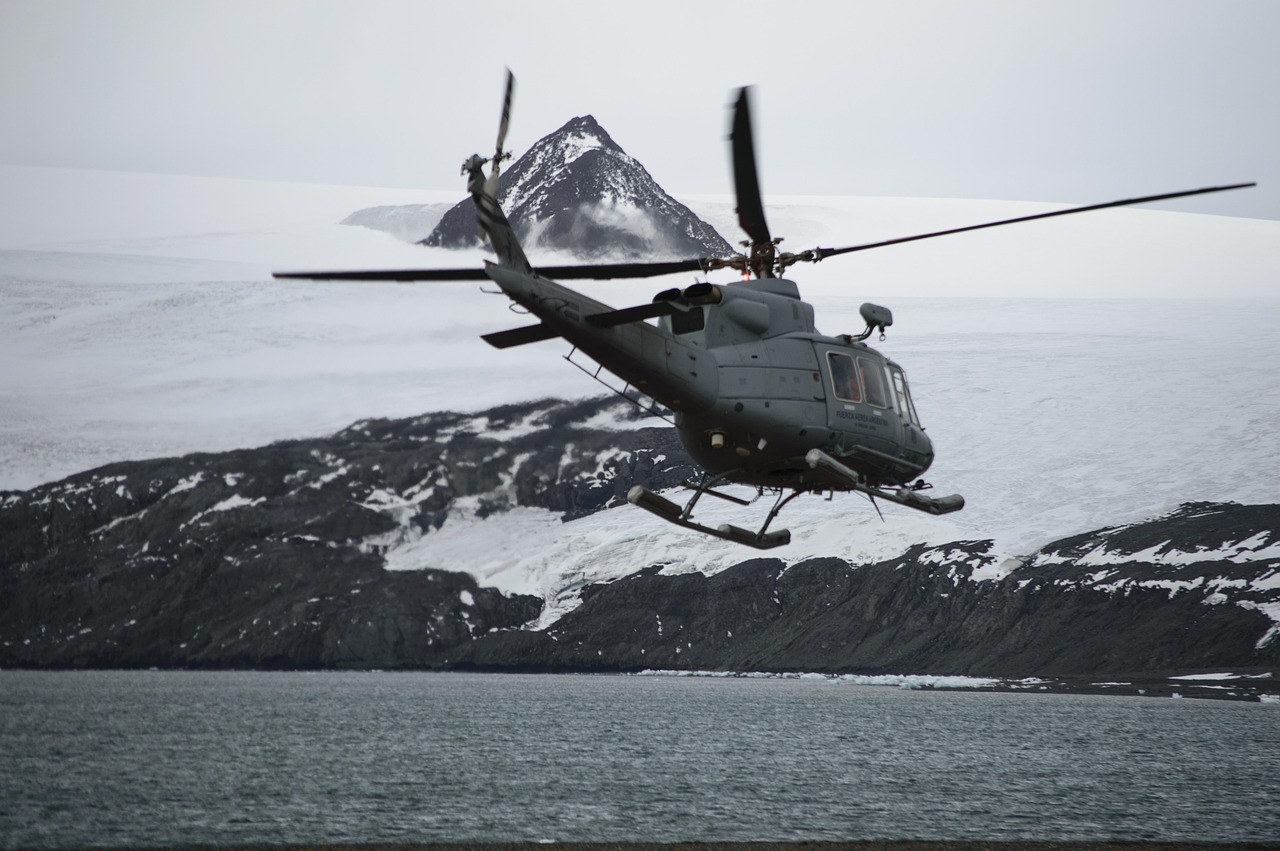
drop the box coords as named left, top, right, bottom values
left=275, top=72, right=1253, bottom=550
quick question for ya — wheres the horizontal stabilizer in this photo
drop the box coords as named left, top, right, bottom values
left=481, top=323, right=559, bottom=349
left=586, top=302, right=678, bottom=328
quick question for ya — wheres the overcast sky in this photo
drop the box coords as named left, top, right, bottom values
left=2, top=0, right=1276, bottom=219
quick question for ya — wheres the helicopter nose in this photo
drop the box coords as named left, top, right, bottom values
left=912, top=427, right=935, bottom=476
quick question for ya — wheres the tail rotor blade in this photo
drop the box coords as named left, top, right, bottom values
left=495, top=68, right=514, bottom=157
left=485, top=69, right=515, bottom=198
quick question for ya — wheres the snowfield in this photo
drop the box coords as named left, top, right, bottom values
left=3, top=165, right=1278, bottom=595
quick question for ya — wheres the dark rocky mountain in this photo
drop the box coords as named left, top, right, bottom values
left=3, top=397, right=1278, bottom=699
left=0, top=397, right=693, bottom=669
left=462, top=507, right=1280, bottom=681
left=422, top=115, right=733, bottom=261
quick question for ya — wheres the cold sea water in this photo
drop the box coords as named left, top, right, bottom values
left=2, top=671, right=1278, bottom=848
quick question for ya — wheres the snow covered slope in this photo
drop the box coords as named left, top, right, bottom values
left=2, top=166, right=1278, bottom=580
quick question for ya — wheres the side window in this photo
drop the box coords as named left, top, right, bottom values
left=858, top=356, right=888, bottom=408
left=826, top=352, right=861, bottom=402
left=889, top=366, right=920, bottom=425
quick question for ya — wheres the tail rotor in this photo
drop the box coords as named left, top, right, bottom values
left=483, top=69, right=515, bottom=199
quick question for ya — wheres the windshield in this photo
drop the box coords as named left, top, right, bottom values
left=888, top=365, right=920, bottom=425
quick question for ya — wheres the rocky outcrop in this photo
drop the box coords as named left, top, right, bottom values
left=3, top=398, right=1278, bottom=689
left=0, top=397, right=692, bottom=668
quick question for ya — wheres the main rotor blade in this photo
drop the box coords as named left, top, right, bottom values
left=273, top=268, right=491, bottom=282
left=539, top=259, right=710, bottom=280
left=731, top=87, right=771, bottom=246
left=272, top=257, right=714, bottom=283
left=813, top=182, right=1257, bottom=260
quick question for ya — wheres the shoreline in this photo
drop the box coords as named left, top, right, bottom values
left=35, top=842, right=1280, bottom=851
left=632, top=669, right=1280, bottom=704
left=3, top=666, right=1277, bottom=703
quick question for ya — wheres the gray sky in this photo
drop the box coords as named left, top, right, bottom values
left=2, top=0, right=1276, bottom=219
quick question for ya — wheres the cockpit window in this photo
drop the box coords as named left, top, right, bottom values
left=889, top=365, right=920, bottom=425
left=826, top=352, right=861, bottom=402
left=858, top=356, right=888, bottom=408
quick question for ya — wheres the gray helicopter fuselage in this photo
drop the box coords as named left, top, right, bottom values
left=485, top=265, right=933, bottom=490
left=661, top=277, right=934, bottom=488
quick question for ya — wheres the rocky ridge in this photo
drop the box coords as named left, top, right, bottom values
left=2, top=397, right=1278, bottom=699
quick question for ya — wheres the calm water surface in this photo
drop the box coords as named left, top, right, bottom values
left=1, top=671, right=1277, bottom=847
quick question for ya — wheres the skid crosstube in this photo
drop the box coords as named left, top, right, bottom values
left=805, top=449, right=965, bottom=515
left=627, top=486, right=791, bottom=550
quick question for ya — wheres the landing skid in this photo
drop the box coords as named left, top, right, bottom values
left=805, top=449, right=965, bottom=516
left=627, top=450, right=964, bottom=549
left=628, top=472, right=796, bottom=549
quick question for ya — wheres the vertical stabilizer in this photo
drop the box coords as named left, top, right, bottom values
left=464, top=154, right=533, bottom=274
left=462, top=70, right=532, bottom=275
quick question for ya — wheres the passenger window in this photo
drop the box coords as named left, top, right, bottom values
left=826, top=352, right=861, bottom=402
left=858, top=356, right=888, bottom=408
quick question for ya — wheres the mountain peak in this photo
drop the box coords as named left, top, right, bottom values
left=422, top=114, right=732, bottom=261
left=544, top=115, right=622, bottom=166
left=559, top=114, right=610, bottom=139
